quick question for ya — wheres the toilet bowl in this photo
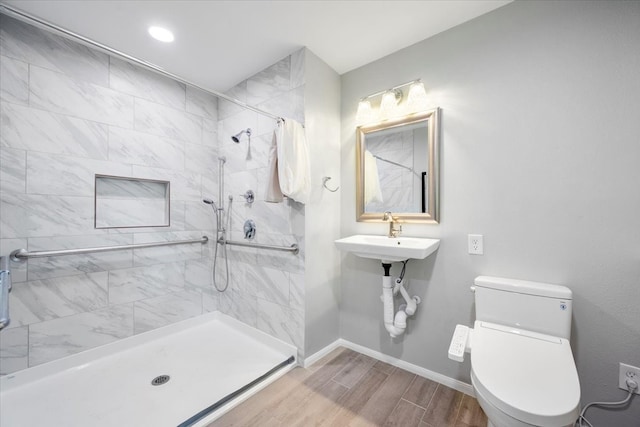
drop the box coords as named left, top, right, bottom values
left=450, top=276, right=581, bottom=427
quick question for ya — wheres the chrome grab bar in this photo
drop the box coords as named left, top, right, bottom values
left=219, top=238, right=299, bottom=255
left=0, top=256, right=11, bottom=330
left=10, top=236, right=209, bottom=262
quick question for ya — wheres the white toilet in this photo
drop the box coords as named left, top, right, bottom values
left=449, top=276, right=581, bottom=427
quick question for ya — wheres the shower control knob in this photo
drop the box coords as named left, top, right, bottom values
left=244, top=219, right=256, bottom=240
left=240, top=190, right=255, bottom=204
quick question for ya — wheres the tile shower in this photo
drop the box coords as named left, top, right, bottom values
left=0, top=15, right=307, bottom=374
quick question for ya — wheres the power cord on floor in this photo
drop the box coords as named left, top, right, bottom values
left=575, top=378, right=638, bottom=427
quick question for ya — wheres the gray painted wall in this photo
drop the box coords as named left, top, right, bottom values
left=340, top=1, right=640, bottom=425
left=303, top=49, right=341, bottom=358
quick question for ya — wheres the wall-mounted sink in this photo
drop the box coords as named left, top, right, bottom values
left=335, top=235, right=440, bottom=263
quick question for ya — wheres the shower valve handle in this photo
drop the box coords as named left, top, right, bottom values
left=240, top=190, right=255, bottom=204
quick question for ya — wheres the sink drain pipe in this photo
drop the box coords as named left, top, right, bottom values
left=381, top=261, right=421, bottom=338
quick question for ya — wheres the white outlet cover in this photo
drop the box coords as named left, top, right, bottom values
left=468, top=234, right=483, bottom=255
left=619, top=362, right=640, bottom=394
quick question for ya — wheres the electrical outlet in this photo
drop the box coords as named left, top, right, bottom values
left=468, top=234, right=483, bottom=255
left=619, top=362, right=640, bottom=394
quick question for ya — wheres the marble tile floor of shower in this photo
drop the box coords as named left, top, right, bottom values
left=208, top=347, right=487, bottom=427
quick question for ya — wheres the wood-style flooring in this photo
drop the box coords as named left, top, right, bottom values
left=207, top=347, right=487, bottom=427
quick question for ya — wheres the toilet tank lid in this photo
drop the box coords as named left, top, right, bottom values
left=474, top=276, right=572, bottom=299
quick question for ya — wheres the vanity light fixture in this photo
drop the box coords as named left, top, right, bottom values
left=148, top=26, right=174, bottom=43
left=355, top=79, right=428, bottom=124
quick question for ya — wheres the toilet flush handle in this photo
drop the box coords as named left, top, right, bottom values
left=470, top=286, right=476, bottom=293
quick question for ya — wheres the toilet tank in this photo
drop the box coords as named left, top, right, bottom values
left=473, top=276, right=573, bottom=339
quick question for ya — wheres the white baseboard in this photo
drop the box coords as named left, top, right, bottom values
left=302, top=339, right=345, bottom=367
left=304, top=338, right=474, bottom=396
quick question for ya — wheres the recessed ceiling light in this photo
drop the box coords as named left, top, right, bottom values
left=148, top=26, right=174, bottom=43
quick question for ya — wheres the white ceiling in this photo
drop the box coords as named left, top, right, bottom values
left=5, top=0, right=511, bottom=92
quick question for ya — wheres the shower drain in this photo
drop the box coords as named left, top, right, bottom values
left=151, top=374, right=170, bottom=386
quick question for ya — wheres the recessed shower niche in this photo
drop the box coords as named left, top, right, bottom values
left=94, top=175, right=170, bottom=228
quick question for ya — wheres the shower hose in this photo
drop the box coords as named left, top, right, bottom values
left=212, top=198, right=232, bottom=292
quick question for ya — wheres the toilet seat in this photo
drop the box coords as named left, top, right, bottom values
left=470, top=321, right=580, bottom=427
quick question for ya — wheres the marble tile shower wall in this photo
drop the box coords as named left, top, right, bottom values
left=0, top=16, right=220, bottom=374
left=209, top=49, right=307, bottom=355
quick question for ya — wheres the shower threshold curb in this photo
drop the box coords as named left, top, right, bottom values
left=178, top=355, right=296, bottom=427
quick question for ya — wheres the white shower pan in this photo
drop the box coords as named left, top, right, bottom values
left=0, top=311, right=296, bottom=427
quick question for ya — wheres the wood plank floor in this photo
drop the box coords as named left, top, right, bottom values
left=207, top=347, right=487, bottom=427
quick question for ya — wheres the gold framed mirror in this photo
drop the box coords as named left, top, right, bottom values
left=356, top=108, right=440, bottom=223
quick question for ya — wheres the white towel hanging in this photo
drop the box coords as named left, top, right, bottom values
left=265, top=118, right=310, bottom=204
left=265, top=130, right=284, bottom=202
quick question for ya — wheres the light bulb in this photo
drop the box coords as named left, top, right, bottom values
left=379, top=89, right=402, bottom=119
left=406, top=81, right=428, bottom=113
left=356, top=99, right=374, bottom=124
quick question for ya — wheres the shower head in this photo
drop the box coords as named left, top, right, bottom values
left=203, top=198, right=219, bottom=222
left=231, top=128, right=252, bottom=143
left=203, top=198, right=217, bottom=209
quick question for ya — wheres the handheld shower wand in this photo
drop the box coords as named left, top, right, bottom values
left=203, top=198, right=221, bottom=230
left=203, top=197, right=229, bottom=292
left=202, top=198, right=217, bottom=210
left=203, top=155, right=232, bottom=292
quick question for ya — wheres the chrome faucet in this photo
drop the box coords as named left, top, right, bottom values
left=383, top=211, right=402, bottom=238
